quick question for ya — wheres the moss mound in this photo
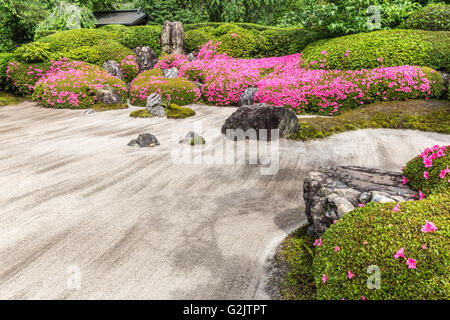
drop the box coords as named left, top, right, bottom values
left=0, top=91, right=26, bottom=106
left=129, top=70, right=200, bottom=106
left=302, top=29, right=450, bottom=72
left=130, top=109, right=152, bottom=118
left=403, top=145, right=449, bottom=196
left=313, top=193, right=450, bottom=300
left=292, top=100, right=450, bottom=141
left=166, top=103, right=196, bottom=119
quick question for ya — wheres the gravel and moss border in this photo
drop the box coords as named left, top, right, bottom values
left=291, top=100, right=450, bottom=141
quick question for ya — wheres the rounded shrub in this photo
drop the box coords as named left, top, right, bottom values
left=302, top=30, right=450, bottom=72
left=63, top=40, right=134, bottom=66
left=185, top=29, right=216, bottom=53
left=33, top=60, right=127, bottom=109
left=401, top=3, right=450, bottom=31
left=100, top=25, right=162, bottom=55
left=255, top=30, right=294, bottom=58
left=6, top=61, right=51, bottom=95
left=119, top=55, right=139, bottom=82
left=38, top=29, right=112, bottom=53
left=14, top=42, right=52, bottom=63
left=313, top=193, right=450, bottom=300
left=403, top=145, right=449, bottom=196
left=129, top=69, right=200, bottom=106
left=217, top=27, right=258, bottom=58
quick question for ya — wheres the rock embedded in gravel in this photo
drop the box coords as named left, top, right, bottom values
left=237, top=87, right=258, bottom=107
left=96, top=84, right=122, bottom=105
left=303, top=166, right=415, bottom=238
left=102, top=60, right=124, bottom=81
left=221, top=103, right=300, bottom=140
left=128, top=133, right=160, bottom=147
left=84, top=109, right=94, bottom=115
left=179, top=131, right=205, bottom=145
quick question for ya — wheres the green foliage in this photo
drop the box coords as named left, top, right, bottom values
left=216, top=27, right=258, bottom=58
left=38, top=28, right=112, bottom=53
left=136, top=0, right=209, bottom=25
left=100, top=25, right=162, bottom=55
left=314, top=193, right=450, bottom=300
left=0, top=53, right=14, bottom=88
left=292, top=100, right=450, bottom=141
left=403, top=147, right=450, bottom=196
left=185, top=29, right=218, bottom=53
left=298, top=0, right=420, bottom=36
left=130, top=70, right=199, bottom=106
left=276, top=225, right=316, bottom=300
left=35, top=1, right=97, bottom=35
left=166, top=103, right=196, bottom=118
left=63, top=40, right=133, bottom=65
left=0, top=27, right=15, bottom=53
left=13, top=42, right=52, bottom=63
left=302, top=30, right=450, bottom=72
left=401, top=3, right=450, bottom=31
left=130, top=109, right=151, bottom=118
left=34, top=29, right=57, bottom=41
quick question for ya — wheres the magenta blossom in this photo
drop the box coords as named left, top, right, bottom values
left=406, top=258, right=417, bottom=269
left=421, top=220, right=437, bottom=233
left=394, top=247, right=405, bottom=259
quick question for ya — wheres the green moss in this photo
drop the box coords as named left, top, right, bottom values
left=0, top=91, right=26, bottom=106
left=302, top=29, right=450, bottom=72
left=291, top=100, right=450, bottom=141
left=275, top=225, right=316, bottom=300
left=403, top=147, right=450, bottom=196
left=166, top=103, right=196, bottom=119
left=130, top=109, right=151, bottom=118
left=92, top=103, right=128, bottom=112
left=314, top=193, right=450, bottom=300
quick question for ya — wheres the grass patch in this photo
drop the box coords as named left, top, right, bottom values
left=0, top=91, right=26, bottom=107
left=92, top=103, right=128, bottom=112
left=273, top=225, right=316, bottom=300
left=130, top=109, right=152, bottom=118
left=292, top=100, right=450, bottom=141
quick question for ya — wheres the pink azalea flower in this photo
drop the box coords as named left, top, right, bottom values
left=394, top=248, right=405, bottom=259
left=347, top=270, right=354, bottom=279
left=402, top=176, right=409, bottom=185
left=322, top=274, right=328, bottom=283
left=419, top=190, right=425, bottom=200
left=423, top=171, right=429, bottom=180
left=361, top=296, right=367, bottom=300
left=359, top=203, right=365, bottom=208
left=421, top=244, right=427, bottom=250
left=335, top=246, right=340, bottom=252
left=406, top=258, right=416, bottom=269
left=363, top=241, right=368, bottom=245
left=313, top=238, right=323, bottom=247
left=423, top=157, right=433, bottom=168
left=421, top=220, right=437, bottom=233
left=392, top=203, right=400, bottom=212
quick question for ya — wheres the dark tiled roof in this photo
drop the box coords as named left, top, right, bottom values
left=94, top=9, right=148, bottom=26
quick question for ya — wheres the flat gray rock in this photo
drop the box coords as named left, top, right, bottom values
left=128, top=133, right=160, bottom=147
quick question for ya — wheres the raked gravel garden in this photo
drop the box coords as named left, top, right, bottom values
left=0, top=6, right=449, bottom=300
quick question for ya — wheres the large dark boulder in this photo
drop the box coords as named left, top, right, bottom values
left=303, top=166, right=415, bottom=238
left=221, top=103, right=300, bottom=140
left=160, top=21, right=185, bottom=55
left=133, top=47, right=157, bottom=73
left=96, top=84, right=122, bottom=105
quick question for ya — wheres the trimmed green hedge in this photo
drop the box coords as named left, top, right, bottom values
left=302, top=29, right=450, bottom=72
left=403, top=145, right=449, bottom=196
left=63, top=41, right=134, bottom=66
left=401, top=3, right=450, bottom=31
left=184, top=22, right=281, bottom=32
left=184, top=23, right=325, bottom=58
left=314, top=193, right=450, bottom=300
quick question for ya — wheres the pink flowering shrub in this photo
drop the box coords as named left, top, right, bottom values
left=6, top=61, right=52, bottom=95
left=313, top=193, right=450, bottom=300
left=165, top=42, right=444, bottom=115
left=32, top=59, right=127, bottom=109
left=129, top=69, right=201, bottom=106
left=119, top=55, right=139, bottom=81
left=403, top=145, right=449, bottom=195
